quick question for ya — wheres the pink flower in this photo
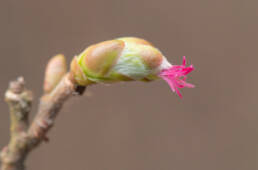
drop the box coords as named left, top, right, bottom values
left=159, top=56, right=195, bottom=98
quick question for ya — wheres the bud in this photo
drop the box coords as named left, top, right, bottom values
left=44, top=54, right=67, bottom=93
left=71, top=37, right=194, bottom=97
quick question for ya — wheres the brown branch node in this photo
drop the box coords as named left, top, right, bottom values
left=1, top=72, right=83, bottom=170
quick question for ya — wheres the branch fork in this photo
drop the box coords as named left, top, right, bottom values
left=1, top=55, right=84, bottom=170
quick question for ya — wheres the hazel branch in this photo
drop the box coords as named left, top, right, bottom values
left=0, top=77, right=33, bottom=170
left=1, top=55, right=85, bottom=170
left=0, top=37, right=195, bottom=170
left=27, top=72, right=77, bottom=149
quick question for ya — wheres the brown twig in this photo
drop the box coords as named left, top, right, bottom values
left=0, top=77, right=32, bottom=170
left=27, top=73, right=76, bottom=148
left=1, top=71, right=82, bottom=170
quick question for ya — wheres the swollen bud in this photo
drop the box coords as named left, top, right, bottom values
left=44, top=54, right=67, bottom=93
left=70, top=37, right=194, bottom=97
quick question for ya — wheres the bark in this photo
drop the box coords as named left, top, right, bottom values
left=0, top=73, right=83, bottom=170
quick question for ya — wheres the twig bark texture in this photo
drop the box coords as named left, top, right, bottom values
left=1, top=66, right=82, bottom=170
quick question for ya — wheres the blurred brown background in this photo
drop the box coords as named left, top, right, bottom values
left=0, top=0, right=258, bottom=170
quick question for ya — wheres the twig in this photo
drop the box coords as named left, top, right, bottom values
left=0, top=77, right=32, bottom=170
left=27, top=73, right=77, bottom=148
left=0, top=72, right=82, bottom=170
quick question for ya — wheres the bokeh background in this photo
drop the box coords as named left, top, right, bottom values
left=1, top=0, right=258, bottom=170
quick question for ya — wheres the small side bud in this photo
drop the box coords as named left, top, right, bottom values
left=44, top=54, right=67, bottom=93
